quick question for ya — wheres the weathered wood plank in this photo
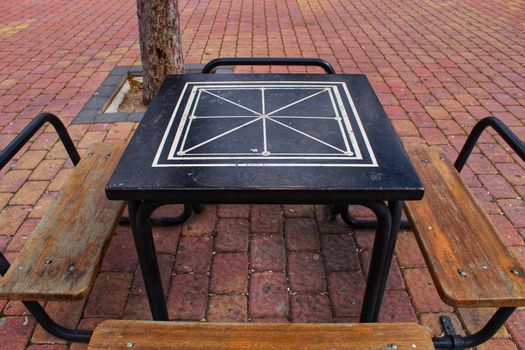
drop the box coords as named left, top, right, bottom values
left=0, top=143, right=126, bottom=301
left=404, top=145, right=525, bottom=307
left=88, top=321, right=434, bottom=350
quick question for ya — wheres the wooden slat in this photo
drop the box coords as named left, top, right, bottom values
left=88, top=321, right=435, bottom=350
left=0, top=143, right=126, bottom=301
left=404, top=145, right=525, bottom=308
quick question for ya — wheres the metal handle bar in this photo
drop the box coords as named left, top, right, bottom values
left=202, top=57, right=336, bottom=74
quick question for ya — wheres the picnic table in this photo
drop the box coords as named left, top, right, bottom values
left=105, top=58, right=424, bottom=323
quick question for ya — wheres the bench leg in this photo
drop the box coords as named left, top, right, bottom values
left=21, top=301, right=92, bottom=342
left=432, top=307, right=516, bottom=349
left=128, top=200, right=169, bottom=321
left=0, top=252, right=92, bottom=343
left=358, top=201, right=392, bottom=323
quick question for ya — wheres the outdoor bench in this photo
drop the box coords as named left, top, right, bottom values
left=403, top=117, right=525, bottom=349
left=87, top=321, right=435, bottom=350
left=0, top=112, right=125, bottom=342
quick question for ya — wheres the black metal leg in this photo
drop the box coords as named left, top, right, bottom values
left=0, top=250, right=92, bottom=342
left=433, top=307, right=516, bottom=349
left=358, top=201, right=392, bottom=323
left=340, top=204, right=411, bottom=230
left=120, top=203, right=194, bottom=226
left=328, top=204, right=343, bottom=221
left=192, top=203, right=204, bottom=214
left=128, top=200, right=169, bottom=320
left=21, top=301, right=92, bottom=342
left=372, top=200, right=403, bottom=320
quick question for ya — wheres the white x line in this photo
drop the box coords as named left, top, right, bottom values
left=202, top=89, right=262, bottom=116
left=182, top=116, right=262, bottom=154
left=266, top=89, right=328, bottom=116
left=266, top=116, right=347, bottom=153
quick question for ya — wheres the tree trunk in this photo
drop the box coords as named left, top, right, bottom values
left=136, top=0, right=185, bottom=104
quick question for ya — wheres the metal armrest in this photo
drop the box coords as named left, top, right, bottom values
left=0, top=112, right=80, bottom=171
left=201, top=57, right=336, bottom=74
left=454, top=116, right=525, bottom=172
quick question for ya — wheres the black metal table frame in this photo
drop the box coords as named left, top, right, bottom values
left=118, top=58, right=414, bottom=324
left=128, top=199, right=402, bottom=323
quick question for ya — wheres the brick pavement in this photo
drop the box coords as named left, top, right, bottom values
left=0, top=0, right=524, bottom=349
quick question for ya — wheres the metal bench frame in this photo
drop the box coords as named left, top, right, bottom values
left=0, top=112, right=196, bottom=342
left=0, top=112, right=91, bottom=342
left=431, top=117, right=524, bottom=349
left=340, top=116, right=524, bottom=349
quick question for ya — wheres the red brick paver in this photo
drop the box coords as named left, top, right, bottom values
left=1, top=0, right=525, bottom=349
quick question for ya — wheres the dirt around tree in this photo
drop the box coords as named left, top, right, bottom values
left=118, top=77, right=148, bottom=113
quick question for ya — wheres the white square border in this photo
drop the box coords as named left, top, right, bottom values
left=152, top=81, right=378, bottom=167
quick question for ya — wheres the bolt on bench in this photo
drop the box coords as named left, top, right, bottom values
left=87, top=321, right=434, bottom=350
left=403, top=117, right=525, bottom=349
left=0, top=113, right=126, bottom=342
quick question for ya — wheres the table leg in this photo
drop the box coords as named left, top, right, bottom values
left=127, top=200, right=169, bottom=320
left=358, top=201, right=392, bottom=323
left=371, top=201, right=403, bottom=320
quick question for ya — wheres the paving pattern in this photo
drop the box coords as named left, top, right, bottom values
left=0, top=0, right=524, bottom=349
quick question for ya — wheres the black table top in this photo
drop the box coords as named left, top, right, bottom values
left=106, top=74, right=423, bottom=203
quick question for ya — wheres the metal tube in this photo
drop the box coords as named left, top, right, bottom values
left=455, top=116, right=525, bottom=172
left=202, top=57, right=336, bottom=74
left=340, top=204, right=410, bottom=230
left=358, top=201, right=392, bottom=322
left=0, top=251, right=10, bottom=275
left=22, top=301, right=92, bottom=342
left=129, top=200, right=169, bottom=320
left=120, top=204, right=193, bottom=226
left=432, top=307, right=516, bottom=349
left=371, top=201, right=403, bottom=320
left=0, top=112, right=80, bottom=169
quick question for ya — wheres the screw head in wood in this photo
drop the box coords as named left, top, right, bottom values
left=125, top=341, right=134, bottom=348
left=44, top=259, right=52, bottom=265
left=481, top=263, right=488, bottom=270
left=388, top=344, right=398, bottom=349
left=511, top=268, right=521, bottom=276
left=457, top=268, right=467, bottom=277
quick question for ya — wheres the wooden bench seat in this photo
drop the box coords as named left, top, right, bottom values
left=0, top=143, right=126, bottom=301
left=404, top=145, right=525, bottom=308
left=88, top=321, right=435, bottom=350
